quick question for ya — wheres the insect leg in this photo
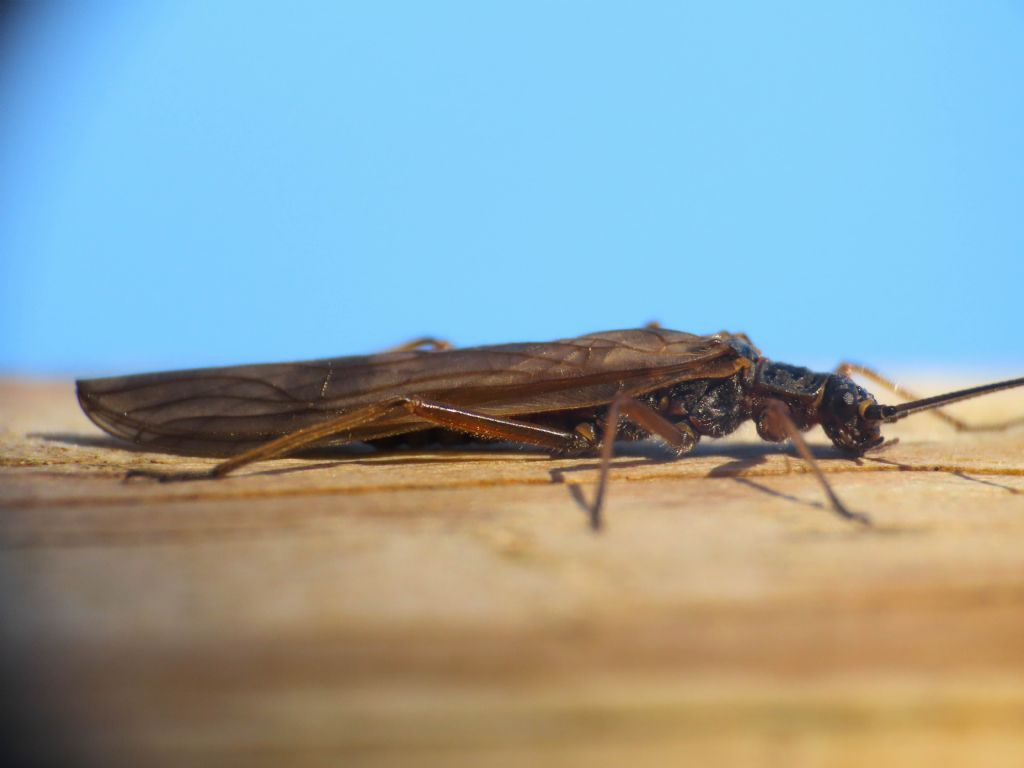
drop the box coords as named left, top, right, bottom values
left=134, top=397, right=590, bottom=481
left=759, top=399, right=870, bottom=526
left=837, top=362, right=1024, bottom=432
left=591, top=395, right=699, bottom=531
left=399, top=400, right=592, bottom=453
left=381, top=337, right=453, bottom=353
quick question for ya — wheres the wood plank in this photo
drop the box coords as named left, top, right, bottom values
left=2, top=378, right=1023, bottom=767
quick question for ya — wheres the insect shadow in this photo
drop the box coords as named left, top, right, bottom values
left=865, top=454, right=1022, bottom=496
left=548, top=441, right=846, bottom=522
left=30, top=432, right=150, bottom=452
left=951, top=473, right=1021, bottom=495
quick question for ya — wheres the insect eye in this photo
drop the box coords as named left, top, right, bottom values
left=833, top=387, right=860, bottom=418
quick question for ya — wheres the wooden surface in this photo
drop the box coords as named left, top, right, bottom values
left=2, top=377, right=1024, bottom=767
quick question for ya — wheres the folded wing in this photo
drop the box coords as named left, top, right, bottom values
left=77, top=328, right=750, bottom=455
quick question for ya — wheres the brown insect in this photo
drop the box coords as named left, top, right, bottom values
left=76, top=328, right=1024, bottom=529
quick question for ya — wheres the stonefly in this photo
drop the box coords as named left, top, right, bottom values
left=77, top=328, right=1024, bottom=529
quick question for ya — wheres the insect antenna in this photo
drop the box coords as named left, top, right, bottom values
left=863, top=376, right=1024, bottom=424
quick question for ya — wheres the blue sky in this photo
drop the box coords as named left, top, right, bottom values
left=2, top=2, right=1022, bottom=375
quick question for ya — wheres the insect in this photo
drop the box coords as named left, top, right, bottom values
left=76, top=328, right=1024, bottom=529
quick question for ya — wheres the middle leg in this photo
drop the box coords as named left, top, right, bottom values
left=589, top=394, right=700, bottom=531
left=757, top=398, right=870, bottom=525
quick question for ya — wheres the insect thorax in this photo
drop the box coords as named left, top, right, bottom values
left=754, top=362, right=830, bottom=399
left=664, top=362, right=833, bottom=440
left=668, top=374, right=752, bottom=437
left=742, top=361, right=832, bottom=429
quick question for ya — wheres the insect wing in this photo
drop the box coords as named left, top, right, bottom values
left=77, top=329, right=750, bottom=455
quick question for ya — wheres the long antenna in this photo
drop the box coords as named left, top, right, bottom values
left=864, top=376, right=1024, bottom=423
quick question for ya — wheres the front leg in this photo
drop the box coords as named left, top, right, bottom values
left=755, top=399, right=870, bottom=526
